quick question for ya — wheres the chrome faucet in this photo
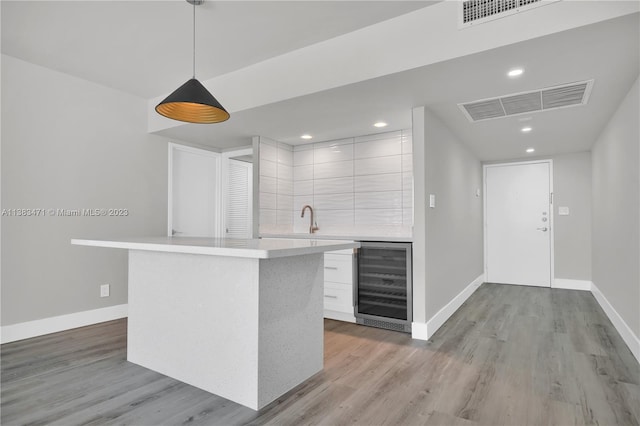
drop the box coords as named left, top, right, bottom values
left=301, top=205, right=319, bottom=234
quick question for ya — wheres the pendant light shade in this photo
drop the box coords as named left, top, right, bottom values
left=156, top=0, right=229, bottom=124
left=155, top=78, right=229, bottom=124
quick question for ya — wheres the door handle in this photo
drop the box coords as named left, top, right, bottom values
left=536, top=227, right=548, bottom=232
left=172, top=229, right=184, bottom=236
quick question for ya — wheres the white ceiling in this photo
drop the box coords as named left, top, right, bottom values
left=1, top=1, right=433, bottom=98
left=159, top=13, right=640, bottom=160
left=2, top=2, right=638, bottom=161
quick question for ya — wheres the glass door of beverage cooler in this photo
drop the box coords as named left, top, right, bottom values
left=355, top=242, right=412, bottom=332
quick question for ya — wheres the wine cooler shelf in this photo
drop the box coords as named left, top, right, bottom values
left=355, top=242, right=412, bottom=333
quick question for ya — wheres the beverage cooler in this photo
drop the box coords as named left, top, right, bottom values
left=355, top=242, right=412, bottom=333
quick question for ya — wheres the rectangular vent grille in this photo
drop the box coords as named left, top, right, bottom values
left=357, top=317, right=411, bottom=333
left=458, top=80, right=594, bottom=123
left=460, top=0, right=560, bottom=28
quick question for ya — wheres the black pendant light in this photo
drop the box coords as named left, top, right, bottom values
left=156, top=0, right=229, bottom=124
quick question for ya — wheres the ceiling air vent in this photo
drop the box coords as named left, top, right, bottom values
left=460, top=0, right=560, bottom=28
left=458, top=80, right=594, bottom=123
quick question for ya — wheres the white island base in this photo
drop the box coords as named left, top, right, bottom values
left=72, top=237, right=359, bottom=410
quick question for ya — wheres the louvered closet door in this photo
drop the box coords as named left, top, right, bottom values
left=225, top=159, right=253, bottom=238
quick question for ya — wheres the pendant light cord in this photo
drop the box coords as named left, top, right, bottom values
left=192, top=1, right=196, bottom=79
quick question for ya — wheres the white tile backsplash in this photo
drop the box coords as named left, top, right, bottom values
left=294, top=165, right=314, bottom=181
left=314, top=143, right=354, bottom=164
left=260, top=176, right=277, bottom=194
left=277, top=194, right=293, bottom=211
left=276, top=143, right=293, bottom=165
left=260, top=209, right=276, bottom=226
left=355, top=130, right=402, bottom=143
left=316, top=209, right=355, bottom=227
left=260, top=192, right=277, bottom=210
left=402, top=173, right=413, bottom=192
left=314, top=177, right=354, bottom=195
left=402, top=190, right=413, bottom=212
left=293, top=195, right=313, bottom=211
left=355, top=191, right=403, bottom=210
left=277, top=209, right=293, bottom=225
left=277, top=179, right=293, bottom=195
left=293, top=149, right=313, bottom=166
left=313, top=138, right=353, bottom=149
left=355, top=209, right=403, bottom=225
left=293, top=213, right=311, bottom=233
left=403, top=209, right=413, bottom=226
left=260, top=159, right=277, bottom=178
left=293, top=179, right=313, bottom=196
left=259, top=138, right=296, bottom=233
left=277, top=164, right=293, bottom=181
left=260, top=130, right=412, bottom=236
left=354, top=155, right=402, bottom=176
left=354, top=137, right=402, bottom=159
left=314, top=160, right=353, bottom=179
left=355, top=173, right=402, bottom=193
left=314, top=193, right=354, bottom=211
left=293, top=143, right=313, bottom=151
left=402, top=153, right=413, bottom=172
left=401, top=132, right=413, bottom=154
left=260, top=142, right=277, bottom=162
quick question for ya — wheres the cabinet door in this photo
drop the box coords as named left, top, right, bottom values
left=324, top=253, right=353, bottom=284
left=224, top=159, right=253, bottom=239
left=323, top=251, right=355, bottom=321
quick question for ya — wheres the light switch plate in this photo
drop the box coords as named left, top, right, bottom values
left=429, top=194, right=436, bottom=208
left=100, top=284, right=110, bottom=298
left=559, top=206, right=570, bottom=216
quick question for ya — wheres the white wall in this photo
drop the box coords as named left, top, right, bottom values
left=1, top=55, right=169, bottom=327
left=591, top=75, right=639, bottom=338
left=423, top=109, right=484, bottom=321
left=553, top=152, right=592, bottom=281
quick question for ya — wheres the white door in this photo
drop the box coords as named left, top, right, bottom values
left=485, top=161, right=552, bottom=287
left=224, top=159, right=253, bottom=238
left=169, top=144, right=221, bottom=237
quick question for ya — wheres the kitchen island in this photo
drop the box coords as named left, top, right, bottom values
left=71, top=237, right=359, bottom=410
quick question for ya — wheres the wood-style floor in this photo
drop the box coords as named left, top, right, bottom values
left=2, top=283, right=639, bottom=425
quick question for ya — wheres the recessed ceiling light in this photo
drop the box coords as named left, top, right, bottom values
left=521, top=126, right=532, bottom=133
left=301, top=134, right=313, bottom=140
left=526, top=148, right=535, bottom=153
left=508, top=68, right=524, bottom=77
left=373, top=122, right=388, bottom=128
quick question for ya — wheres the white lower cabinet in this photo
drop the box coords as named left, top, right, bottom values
left=323, top=249, right=355, bottom=323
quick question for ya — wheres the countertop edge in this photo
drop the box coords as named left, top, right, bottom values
left=71, top=238, right=360, bottom=259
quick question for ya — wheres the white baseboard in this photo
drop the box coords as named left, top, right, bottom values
left=411, top=321, right=429, bottom=340
left=324, top=310, right=356, bottom=323
left=412, top=273, right=484, bottom=341
left=553, top=278, right=592, bottom=291
left=590, top=282, right=639, bottom=363
left=1, top=304, right=128, bottom=344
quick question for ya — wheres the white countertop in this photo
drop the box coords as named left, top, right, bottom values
left=71, top=237, right=359, bottom=259
left=260, top=233, right=413, bottom=243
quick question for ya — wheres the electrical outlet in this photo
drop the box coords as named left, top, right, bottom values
left=100, top=284, right=110, bottom=298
